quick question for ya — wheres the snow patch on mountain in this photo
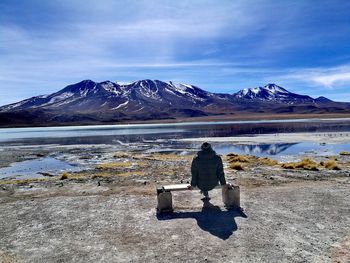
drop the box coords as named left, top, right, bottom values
left=264, top=84, right=288, bottom=94
left=40, top=92, right=75, bottom=107
left=111, top=100, right=129, bottom=110
left=101, top=82, right=123, bottom=96
left=169, top=82, right=206, bottom=102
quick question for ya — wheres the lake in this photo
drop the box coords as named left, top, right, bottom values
left=1, top=118, right=350, bottom=179
left=1, top=118, right=350, bottom=145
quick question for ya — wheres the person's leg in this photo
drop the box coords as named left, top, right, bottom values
left=200, top=190, right=210, bottom=201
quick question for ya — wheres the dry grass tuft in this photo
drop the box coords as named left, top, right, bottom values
left=113, top=152, right=130, bottom=158
left=295, top=158, right=318, bottom=169
left=229, top=162, right=244, bottom=170
left=227, top=154, right=251, bottom=163
left=96, top=162, right=134, bottom=170
left=60, top=172, right=70, bottom=180
left=339, top=151, right=350, bottom=156
left=259, top=157, right=279, bottom=166
left=143, top=153, right=191, bottom=161
left=281, top=163, right=296, bottom=169
left=281, top=158, right=319, bottom=171
left=0, top=178, right=49, bottom=185
left=67, top=170, right=147, bottom=179
left=320, top=160, right=341, bottom=170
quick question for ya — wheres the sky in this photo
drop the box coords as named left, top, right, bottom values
left=1, top=0, right=350, bottom=106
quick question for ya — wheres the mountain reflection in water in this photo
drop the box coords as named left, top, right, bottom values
left=234, top=143, right=298, bottom=155
left=214, top=142, right=350, bottom=158
left=215, top=143, right=298, bottom=156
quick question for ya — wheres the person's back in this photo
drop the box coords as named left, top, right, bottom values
left=190, top=142, right=226, bottom=199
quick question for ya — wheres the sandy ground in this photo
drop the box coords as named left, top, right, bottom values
left=0, top=179, right=350, bottom=263
left=1, top=132, right=350, bottom=262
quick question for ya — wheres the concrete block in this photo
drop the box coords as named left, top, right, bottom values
left=157, top=191, right=173, bottom=213
left=222, top=185, right=240, bottom=210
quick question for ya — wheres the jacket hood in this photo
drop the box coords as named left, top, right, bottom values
left=197, top=148, right=216, bottom=159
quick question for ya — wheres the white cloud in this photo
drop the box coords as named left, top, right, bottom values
left=312, top=72, right=350, bottom=87
left=1, top=0, right=350, bottom=105
left=276, top=65, right=350, bottom=88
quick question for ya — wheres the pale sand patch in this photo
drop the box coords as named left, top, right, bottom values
left=180, top=132, right=350, bottom=144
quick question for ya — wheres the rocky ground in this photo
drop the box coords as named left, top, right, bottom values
left=0, top=141, right=350, bottom=262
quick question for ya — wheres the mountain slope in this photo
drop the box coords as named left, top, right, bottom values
left=233, top=84, right=317, bottom=104
left=0, top=80, right=349, bottom=127
left=1, top=80, right=216, bottom=111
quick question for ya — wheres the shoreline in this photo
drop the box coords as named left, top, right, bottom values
left=1, top=113, right=350, bottom=129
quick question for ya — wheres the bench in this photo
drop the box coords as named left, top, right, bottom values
left=156, top=183, right=240, bottom=213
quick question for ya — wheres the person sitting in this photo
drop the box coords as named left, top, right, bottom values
left=189, top=142, right=227, bottom=200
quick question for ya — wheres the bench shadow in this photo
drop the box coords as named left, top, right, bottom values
left=157, top=200, right=247, bottom=240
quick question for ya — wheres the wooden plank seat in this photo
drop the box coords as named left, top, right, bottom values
left=156, top=183, right=240, bottom=213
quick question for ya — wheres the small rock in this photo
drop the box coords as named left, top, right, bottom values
left=38, top=172, right=54, bottom=177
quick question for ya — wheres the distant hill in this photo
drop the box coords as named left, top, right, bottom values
left=0, top=80, right=349, bottom=127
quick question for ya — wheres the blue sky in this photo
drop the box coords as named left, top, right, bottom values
left=1, top=0, right=350, bottom=106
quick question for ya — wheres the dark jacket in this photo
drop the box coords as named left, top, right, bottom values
left=191, top=148, right=226, bottom=191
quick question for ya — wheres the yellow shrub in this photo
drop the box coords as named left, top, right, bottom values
left=229, top=162, right=244, bottom=170
left=339, top=151, right=350, bottom=156
left=259, top=157, right=279, bottom=166
left=60, top=172, right=70, bottom=180
left=281, top=163, right=296, bottom=169
left=295, top=158, right=317, bottom=168
left=320, top=160, right=341, bottom=170
left=227, top=155, right=250, bottom=163
left=281, top=158, right=319, bottom=171
left=227, top=153, right=238, bottom=157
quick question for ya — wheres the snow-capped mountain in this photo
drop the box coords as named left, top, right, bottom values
left=233, top=84, right=315, bottom=104
left=0, top=79, right=220, bottom=113
left=0, top=80, right=348, bottom=127
left=0, top=79, right=238, bottom=125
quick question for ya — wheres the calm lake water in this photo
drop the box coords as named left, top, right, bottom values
left=1, top=118, right=350, bottom=145
left=0, top=157, right=80, bottom=179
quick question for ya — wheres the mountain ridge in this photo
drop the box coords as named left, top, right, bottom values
left=0, top=79, right=349, bottom=127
